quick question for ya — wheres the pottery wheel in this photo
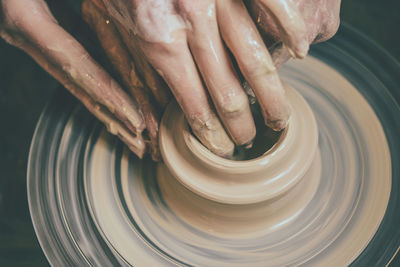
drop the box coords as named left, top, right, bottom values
left=27, top=26, right=400, bottom=266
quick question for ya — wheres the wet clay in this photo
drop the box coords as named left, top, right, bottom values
left=159, top=83, right=318, bottom=204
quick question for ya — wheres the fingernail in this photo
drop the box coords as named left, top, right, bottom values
left=285, top=39, right=309, bottom=59
left=242, top=140, right=254, bottom=149
left=266, top=118, right=289, bottom=131
left=294, top=39, right=309, bottom=59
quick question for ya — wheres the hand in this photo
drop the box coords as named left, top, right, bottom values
left=0, top=0, right=341, bottom=160
left=0, top=0, right=153, bottom=159
left=247, top=0, right=341, bottom=67
left=98, top=0, right=340, bottom=158
left=98, top=0, right=341, bottom=158
left=99, top=0, right=295, bottom=158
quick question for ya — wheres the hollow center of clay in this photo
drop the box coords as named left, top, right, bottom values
left=232, top=112, right=283, bottom=161
left=188, top=113, right=284, bottom=161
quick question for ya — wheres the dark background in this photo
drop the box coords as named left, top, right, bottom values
left=0, top=0, right=399, bottom=266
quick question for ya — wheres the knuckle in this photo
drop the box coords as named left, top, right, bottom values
left=324, top=18, right=340, bottom=39
left=187, top=111, right=215, bottom=132
left=316, top=12, right=340, bottom=42
left=238, top=51, right=276, bottom=79
left=0, top=28, right=25, bottom=46
left=247, top=64, right=276, bottom=81
left=178, top=0, right=215, bottom=21
left=316, top=20, right=339, bottom=43
left=217, top=91, right=249, bottom=117
left=152, top=41, right=183, bottom=56
left=133, top=0, right=187, bottom=43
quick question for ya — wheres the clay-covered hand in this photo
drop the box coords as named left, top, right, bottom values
left=100, top=0, right=305, bottom=158
left=0, top=0, right=341, bottom=160
left=99, top=0, right=340, bottom=158
left=0, top=0, right=154, bottom=159
left=247, top=0, right=341, bottom=67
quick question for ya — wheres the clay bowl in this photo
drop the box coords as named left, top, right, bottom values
left=159, top=84, right=319, bottom=205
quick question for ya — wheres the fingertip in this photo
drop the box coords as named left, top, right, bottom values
left=202, top=130, right=235, bottom=159
left=294, top=39, right=309, bottom=59
left=286, top=38, right=309, bottom=59
left=266, top=117, right=289, bottom=131
left=242, top=140, right=254, bottom=149
left=191, top=115, right=235, bottom=159
left=203, top=133, right=235, bottom=158
left=217, top=146, right=235, bottom=159
left=264, top=100, right=291, bottom=131
left=219, top=101, right=256, bottom=148
left=230, top=119, right=256, bottom=147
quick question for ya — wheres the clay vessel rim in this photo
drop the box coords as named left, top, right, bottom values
left=181, top=118, right=290, bottom=168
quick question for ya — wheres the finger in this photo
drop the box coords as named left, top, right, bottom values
left=0, top=31, right=146, bottom=157
left=180, top=1, right=256, bottom=146
left=1, top=0, right=145, bottom=134
left=113, top=20, right=172, bottom=108
left=312, top=0, right=341, bottom=44
left=0, top=0, right=146, bottom=157
left=139, top=39, right=235, bottom=158
left=82, top=0, right=161, bottom=160
left=89, top=0, right=171, bottom=109
left=270, top=42, right=292, bottom=69
left=217, top=0, right=290, bottom=131
left=257, top=0, right=309, bottom=58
